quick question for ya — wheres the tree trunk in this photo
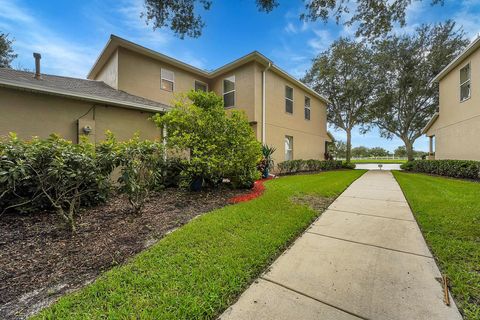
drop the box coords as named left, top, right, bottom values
left=346, top=129, right=352, bottom=163
left=404, top=139, right=414, bottom=161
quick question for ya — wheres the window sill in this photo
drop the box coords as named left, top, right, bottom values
left=460, top=96, right=471, bottom=103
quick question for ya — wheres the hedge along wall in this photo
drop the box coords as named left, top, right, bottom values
left=277, top=159, right=344, bottom=175
left=401, top=160, right=480, bottom=180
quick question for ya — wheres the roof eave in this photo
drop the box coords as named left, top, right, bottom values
left=88, top=35, right=210, bottom=80
left=270, top=65, right=330, bottom=104
left=0, top=79, right=169, bottom=113
left=90, top=36, right=331, bottom=104
left=422, top=112, right=439, bottom=134
left=431, top=36, right=480, bottom=83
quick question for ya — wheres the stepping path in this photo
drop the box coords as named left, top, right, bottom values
left=220, top=171, right=462, bottom=320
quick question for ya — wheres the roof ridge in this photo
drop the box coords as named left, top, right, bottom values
left=0, top=67, right=104, bottom=83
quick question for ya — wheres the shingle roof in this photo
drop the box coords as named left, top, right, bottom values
left=0, top=68, right=169, bottom=112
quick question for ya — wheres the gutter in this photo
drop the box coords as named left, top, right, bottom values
left=262, top=62, right=272, bottom=144
left=0, top=79, right=169, bottom=113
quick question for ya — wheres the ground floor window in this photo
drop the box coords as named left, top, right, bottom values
left=285, top=135, right=293, bottom=160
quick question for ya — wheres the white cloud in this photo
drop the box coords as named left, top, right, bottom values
left=453, top=1, right=480, bottom=40
left=284, top=22, right=297, bottom=34
left=0, top=0, right=97, bottom=77
left=86, top=0, right=206, bottom=69
left=308, top=29, right=334, bottom=53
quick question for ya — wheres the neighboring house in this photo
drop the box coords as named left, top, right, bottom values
left=0, top=35, right=331, bottom=165
left=0, top=55, right=168, bottom=144
left=423, top=36, right=480, bottom=160
left=88, top=35, right=331, bottom=165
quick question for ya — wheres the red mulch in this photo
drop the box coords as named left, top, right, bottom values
left=0, top=187, right=249, bottom=320
left=228, top=177, right=273, bottom=204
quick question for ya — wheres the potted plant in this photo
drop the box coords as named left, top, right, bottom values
left=260, top=145, right=276, bottom=179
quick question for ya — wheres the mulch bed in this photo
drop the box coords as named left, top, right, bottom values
left=228, top=177, right=272, bottom=204
left=0, top=187, right=249, bottom=320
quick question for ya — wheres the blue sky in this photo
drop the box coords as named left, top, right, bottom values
left=1, top=0, right=479, bottom=152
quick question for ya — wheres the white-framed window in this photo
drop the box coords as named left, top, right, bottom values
left=285, top=86, right=293, bottom=114
left=161, top=68, right=174, bottom=92
left=460, top=63, right=471, bottom=102
left=304, top=96, right=311, bottom=120
left=195, top=80, right=208, bottom=92
left=285, top=135, right=293, bottom=160
left=223, top=75, right=235, bottom=108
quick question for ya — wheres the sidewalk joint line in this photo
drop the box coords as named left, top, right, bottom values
left=306, top=231, right=433, bottom=259
left=260, top=277, right=370, bottom=320
left=340, top=195, right=407, bottom=203
left=326, top=208, right=415, bottom=222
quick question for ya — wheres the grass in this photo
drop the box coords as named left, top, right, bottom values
left=33, top=170, right=365, bottom=319
left=350, top=159, right=407, bottom=164
left=393, top=171, right=480, bottom=320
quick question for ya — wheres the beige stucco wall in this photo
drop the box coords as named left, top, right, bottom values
left=428, top=47, right=480, bottom=160
left=210, top=62, right=329, bottom=165
left=210, top=61, right=258, bottom=124
left=264, top=70, right=329, bottom=165
left=0, top=87, right=160, bottom=143
left=95, top=49, right=119, bottom=89
left=115, top=47, right=210, bottom=106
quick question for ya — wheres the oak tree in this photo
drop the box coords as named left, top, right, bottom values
left=0, top=33, right=17, bottom=68
left=142, top=0, right=444, bottom=39
left=303, top=38, right=376, bottom=162
left=369, top=21, right=468, bottom=161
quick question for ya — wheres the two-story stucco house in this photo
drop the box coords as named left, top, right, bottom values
left=423, top=36, right=480, bottom=160
left=88, top=35, right=331, bottom=165
left=0, top=35, right=331, bottom=165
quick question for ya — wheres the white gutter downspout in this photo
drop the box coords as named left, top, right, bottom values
left=262, top=62, right=272, bottom=144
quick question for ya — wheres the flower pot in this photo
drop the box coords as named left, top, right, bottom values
left=262, top=168, right=269, bottom=179
left=190, top=177, right=203, bottom=192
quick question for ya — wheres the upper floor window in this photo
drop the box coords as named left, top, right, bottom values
left=304, top=96, right=311, bottom=120
left=195, top=80, right=208, bottom=92
left=460, top=63, right=471, bottom=102
left=285, top=135, right=293, bottom=160
left=223, top=75, right=235, bottom=108
left=285, top=86, right=293, bottom=114
left=161, top=68, right=174, bottom=92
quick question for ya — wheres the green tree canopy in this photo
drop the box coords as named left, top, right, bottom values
left=369, top=20, right=468, bottom=161
left=303, top=38, right=376, bottom=162
left=369, top=147, right=390, bottom=157
left=351, top=146, right=370, bottom=158
left=332, top=140, right=347, bottom=159
left=394, top=146, right=407, bottom=158
left=0, top=33, right=17, bottom=68
left=142, top=0, right=444, bottom=39
left=152, top=90, right=262, bottom=188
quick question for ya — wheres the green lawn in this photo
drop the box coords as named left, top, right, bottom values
left=33, top=170, right=365, bottom=319
left=350, top=159, right=407, bottom=164
left=393, top=171, right=480, bottom=320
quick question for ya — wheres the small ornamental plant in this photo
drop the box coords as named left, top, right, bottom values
left=258, top=145, right=276, bottom=178
left=0, top=134, right=111, bottom=231
left=114, top=134, right=165, bottom=214
left=153, top=90, right=262, bottom=190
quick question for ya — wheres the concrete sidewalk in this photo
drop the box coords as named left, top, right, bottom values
left=220, top=171, right=462, bottom=320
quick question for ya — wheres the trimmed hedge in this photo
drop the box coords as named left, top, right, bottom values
left=277, top=159, right=349, bottom=175
left=401, top=160, right=480, bottom=180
